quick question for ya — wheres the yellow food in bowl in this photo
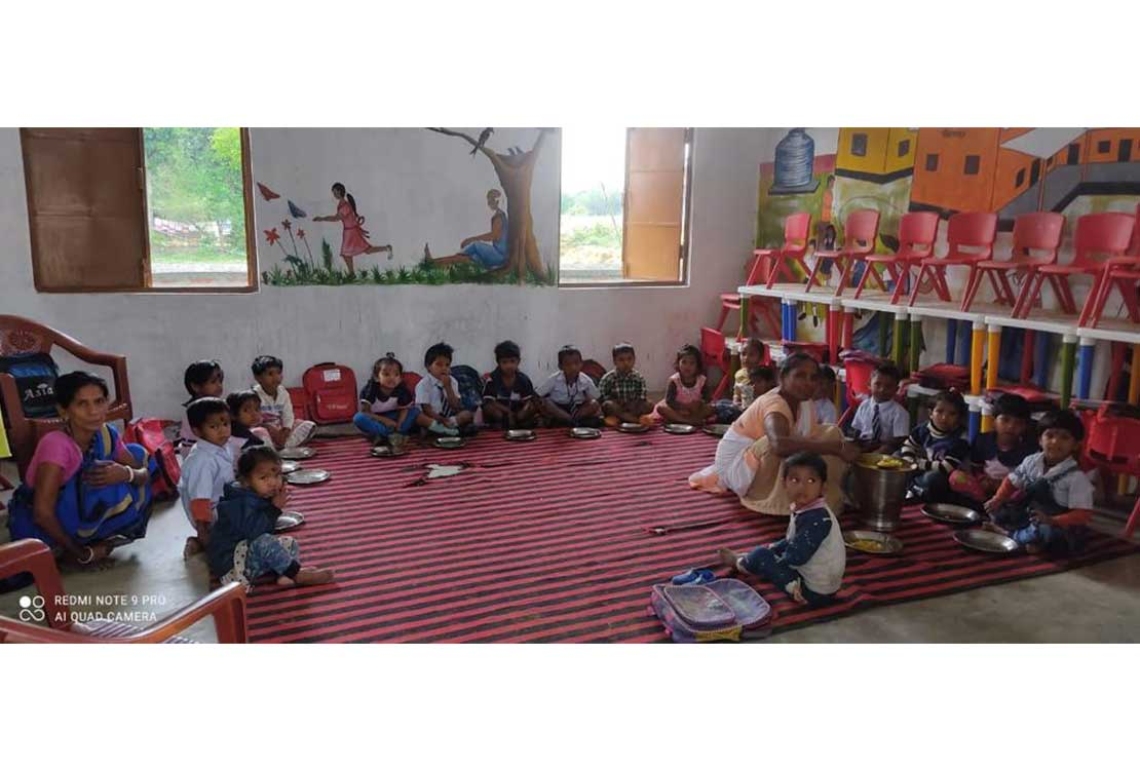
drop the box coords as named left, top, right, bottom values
left=876, top=458, right=905, bottom=470
left=850, top=539, right=887, bottom=552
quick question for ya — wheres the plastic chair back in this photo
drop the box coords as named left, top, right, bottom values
left=1071, top=212, right=1135, bottom=269
left=945, top=211, right=997, bottom=262
left=842, top=209, right=881, bottom=257
left=1010, top=212, right=1064, bottom=266
left=896, top=212, right=940, bottom=260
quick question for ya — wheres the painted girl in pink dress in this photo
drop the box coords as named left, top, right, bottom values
left=312, top=182, right=392, bottom=275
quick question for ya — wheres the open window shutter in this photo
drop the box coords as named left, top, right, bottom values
left=21, top=128, right=148, bottom=292
left=622, top=128, right=688, bottom=281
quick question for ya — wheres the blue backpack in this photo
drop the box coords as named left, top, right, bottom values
left=449, top=365, right=485, bottom=412
left=0, top=352, right=59, bottom=419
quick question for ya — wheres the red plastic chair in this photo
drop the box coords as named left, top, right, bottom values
left=700, top=327, right=733, bottom=401
left=1082, top=405, right=1140, bottom=537
left=855, top=211, right=939, bottom=301
left=843, top=358, right=878, bottom=406
left=402, top=371, right=423, bottom=393
left=961, top=212, right=1065, bottom=313
left=715, top=253, right=780, bottom=338
left=1017, top=212, right=1135, bottom=320
left=805, top=209, right=880, bottom=296
left=1080, top=205, right=1140, bottom=328
left=754, top=212, right=812, bottom=288
left=907, top=212, right=997, bottom=307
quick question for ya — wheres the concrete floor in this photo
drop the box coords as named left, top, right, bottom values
left=3, top=463, right=1140, bottom=643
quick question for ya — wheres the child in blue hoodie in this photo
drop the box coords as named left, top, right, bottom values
left=208, top=445, right=335, bottom=591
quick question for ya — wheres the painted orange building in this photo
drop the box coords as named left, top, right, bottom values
left=835, top=128, right=917, bottom=182
left=909, top=128, right=1002, bottom=214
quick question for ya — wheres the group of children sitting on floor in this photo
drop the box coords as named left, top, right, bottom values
left=172, top=340, right=1096, bottom=604
left=721, top=360, right=1095, bottom=610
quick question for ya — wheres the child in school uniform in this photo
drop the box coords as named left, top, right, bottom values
left=717, top=452, right=845, bottom=606
left=654, top=345, right=715, bottom=426
left=984, top=410, right=1094, bottom=555
left=251, top=355, right=316, bottom=449
left=482, top=340, right=540, bottom=429
left=179, top=360, right=225, bottom=457
left=225, top=390, right=271, bottom=470
left=178, top=398, right=234, bottom=558
left=950, top=393, right=1035, bottom=504
left=898, top=390, right=971, bottom=504
left=416, top=342, right=478, bottom=435
left=846, top=363, right=909, bottom=454
left=536, top=345, right=603, bottom=427
left=813, top=365, right=839, bottom=425
left=356, top=353, right=447, bottom=445
left=209, top=445, right=334, bottom=591
left=599, top=342, right=654, bottom=428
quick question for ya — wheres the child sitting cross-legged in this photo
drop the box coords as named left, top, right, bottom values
left=178, top=359, right=225, bottom=457
left=983, top=409, right=1093, bottom=555
left=846, top=362, right=909, bottom=454
left=226, top=390, right=271, bottom=471
left=599, top=342, right=654, bottom=428
left=899, top=390, right=971, bottom=504
left=356, top=353, right=447, bottom=446
left=251, top=355, right=316, bottom=449
left=713, top=338, right=767, bottom=424
left=178, top=397, right=234, bottom=559
left=717, top=451, right=845, bottom=606
left=416, top=342, right=478, bottom=436
left=536, top=345, right=603, bottom=428
left=208, top=445, right=334, bottom=591
left=654, top=344, right=715, bottom=426
left=949, top=393, right=1035, bottom=504
left=482, top=340, right=539, bottom=429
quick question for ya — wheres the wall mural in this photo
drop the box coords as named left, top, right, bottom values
left=260, top=127, right=557, bottom=287
left=757, top=127, right=1140, bottom=351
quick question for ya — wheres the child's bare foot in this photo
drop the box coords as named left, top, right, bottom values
left=294, top=566, right=335, bottom=585
left=183, top=536, right=203, bottom=560
left=638, top=414, right=657, bottom=427
left=717, top=548, right=742, bottom=572
left=787, top=579, right=808, bottom=605
left=604, top=415, right=621, bottom=428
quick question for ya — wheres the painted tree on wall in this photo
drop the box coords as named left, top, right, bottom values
left=426, top=127, right=556, bottom=285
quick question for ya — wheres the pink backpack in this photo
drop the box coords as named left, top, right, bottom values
left=648, top=579, right=773, bottom=643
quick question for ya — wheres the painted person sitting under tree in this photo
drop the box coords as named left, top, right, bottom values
left=424, top=189, right=509, bottom=271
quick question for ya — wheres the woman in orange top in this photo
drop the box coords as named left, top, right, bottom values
left=690, top=353, right=860, bottom=515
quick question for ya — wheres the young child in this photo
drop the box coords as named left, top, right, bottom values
left=847, top=363, right=909, bottom=454
left=655, top=345, right=714, bottom=426
left=950, top=393, right=1035, bottom=503
left=415, top=342, right=477, bottom=435
left=226, top=390, right=271, bottom=470
left=251, top=355, right=316, bottom=449
left=178, top=397, right=234, bottom=558
left=482, top=340, right=539, bottom=429
left=356, top=353, right=447, bottom=445
left=898, top=390, right=970, bottom=503
left=536, top=345, right=603, bottom=427
left=599, top=342, right=654, bottom=428
left=814, top=365, right=839, bottom=425
left=714, top=339, right=769, bottom=424
left=984, top=409, right=1093, bottom=554
left=179, top=360, right=225, bottom=456
left=208, top=445, right=335, bottom=591
left=717, top=452, right=845, bottom=606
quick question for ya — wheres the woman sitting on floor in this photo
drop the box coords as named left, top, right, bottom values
left=6, top=371, right=155, bottom=567
left=690, top=353, right=860, bottom=515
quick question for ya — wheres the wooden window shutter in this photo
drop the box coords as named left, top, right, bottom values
left=21, top=128, right=149, bottom=292
left=622, top=128, right=689, bottom=281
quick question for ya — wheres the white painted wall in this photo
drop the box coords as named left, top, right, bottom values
left=0, top=128, right=764, bottom=418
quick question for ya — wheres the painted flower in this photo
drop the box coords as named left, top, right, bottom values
left=282, top=219, right=292, bottom=231
left=297, top=229, right=306, bottom=239
left=264, top=228, right=281, bottom=246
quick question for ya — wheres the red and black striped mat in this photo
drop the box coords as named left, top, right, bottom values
left=246, top=432, right=1137, bottom=643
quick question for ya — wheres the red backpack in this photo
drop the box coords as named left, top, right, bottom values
left=124, top=418, right=181, bottom=501
left=302, top=362, right=359, bottom=424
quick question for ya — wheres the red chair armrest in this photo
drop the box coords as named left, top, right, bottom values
left=0, top=539, right=71, bottom=630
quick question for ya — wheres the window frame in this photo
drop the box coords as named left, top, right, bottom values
left=963, top=154, right=981, bottom=175
left=925, top=153, right=939, bottom=172
left=557, top=127, right=693, bottom=289
left=850, top=132, right=868, bottom=157
left=22, top=127, right=259, bottom=295
left=897, top=139, right=910, bottom=157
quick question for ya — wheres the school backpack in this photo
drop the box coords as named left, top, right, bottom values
left=0, top=351, right=60, bottom=419
left=302, top=362, right=359, bottom=424
left=648, top=579, right=773, bottom=643
left=287, top=386, right=310, bottom=422
left=449, top=365, right=485, bottom=412
left=124, top=418, right=181, bottom=501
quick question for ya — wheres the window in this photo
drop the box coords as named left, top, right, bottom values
left=897, top=139, right=911, bottom=157
left=963, top=155, right=981, bottom=175
left=1067, top=143, right=1081, bottom=165
left=850, top=133, right=868, bottom=157
left=20, top=128, right=256, bottom=293
left=1098, top=140, right=1112, bottom=154
left=1030, top=159, right=1041, bottom=186
left=925, top=153, right=939, bottom=172
left=559, top=128, right=692, bottom=285
left=1015, top=169, right=1026, bottom=188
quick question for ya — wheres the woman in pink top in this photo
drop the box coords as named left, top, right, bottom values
left=7, top=372, right=154, bottom=566
left=690, top=353, right=860, bottom=515
left=313, top=182, right=392, bottom=276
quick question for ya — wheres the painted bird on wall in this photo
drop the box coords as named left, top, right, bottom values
left=470, top=127, right=493, bottom=156
left=288, top=200, right=307, bottom=219
left=256, top=182, right=280, bottom=201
